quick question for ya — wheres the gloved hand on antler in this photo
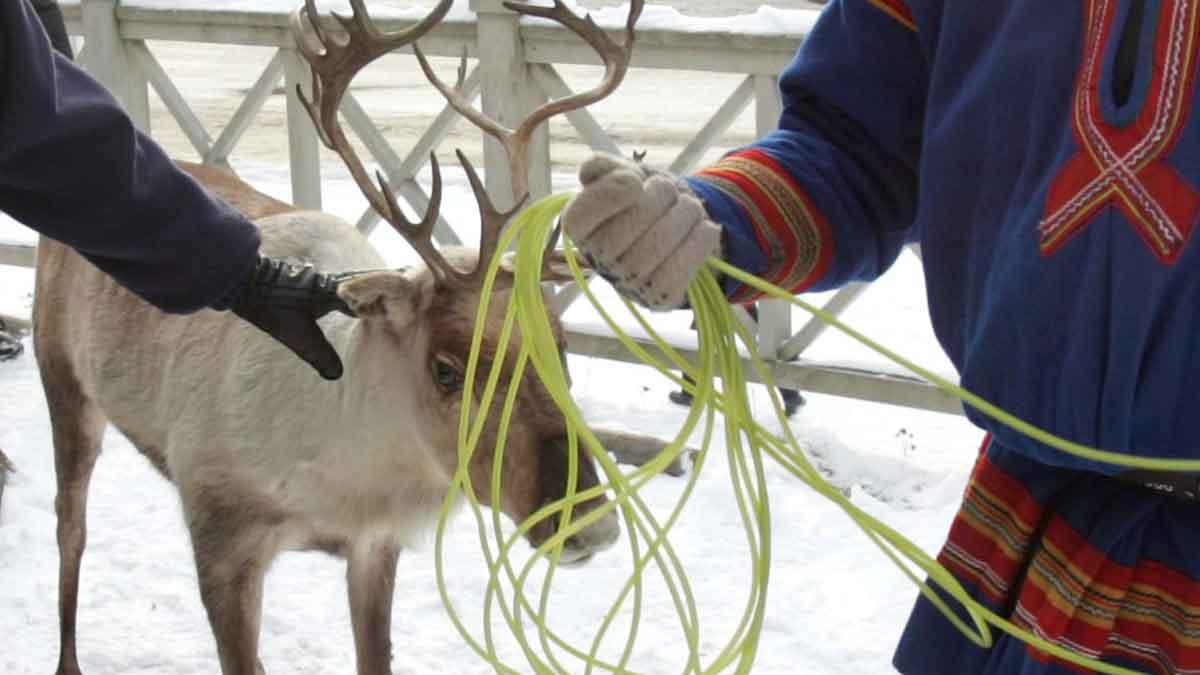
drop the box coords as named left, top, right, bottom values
left=217, top=256, right=356, bottom=381
left=560, top=154, right=723, bottom=311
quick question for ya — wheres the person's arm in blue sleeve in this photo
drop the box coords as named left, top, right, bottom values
left=682, top=0, right=927, bottom=302
left=0, top=0, right=352, bottom=380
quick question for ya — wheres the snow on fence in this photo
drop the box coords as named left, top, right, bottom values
left=0, top=0, right=964, bottom=415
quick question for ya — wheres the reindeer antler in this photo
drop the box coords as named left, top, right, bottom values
left=290, top=0, right=453, bottom=148
left=290, top=0, right=477, bottom=286
left=290, top=0, right=642, bottom=290
left=413, top=0, right=643, bottom=201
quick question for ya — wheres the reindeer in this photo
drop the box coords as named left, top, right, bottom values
left=33, top=0, right=644, bottom=672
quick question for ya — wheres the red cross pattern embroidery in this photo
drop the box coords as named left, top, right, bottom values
left=1039, top=0, right=1200, bottom=263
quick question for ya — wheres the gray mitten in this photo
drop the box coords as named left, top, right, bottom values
left=561, top=154, right=722, bottom=310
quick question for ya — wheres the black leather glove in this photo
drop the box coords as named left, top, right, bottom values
left=222, top=256, right=356, bottom=381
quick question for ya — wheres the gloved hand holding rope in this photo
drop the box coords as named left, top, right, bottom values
left=561, top=154, right=721, bottom=311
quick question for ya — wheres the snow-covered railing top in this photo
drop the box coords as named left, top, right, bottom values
left=57, top=0, right=817, bottom=73
left=58, top=0, right=818, bottom=34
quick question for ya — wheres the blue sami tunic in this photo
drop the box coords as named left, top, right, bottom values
left=0, top=0, right=259, bottom=312
left=684, top=1, right=1200, bottom=672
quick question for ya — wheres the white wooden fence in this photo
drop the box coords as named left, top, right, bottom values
left=0, top=0, right=963, bottom=415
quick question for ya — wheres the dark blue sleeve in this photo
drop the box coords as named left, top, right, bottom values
left=0, top=0, right=260, bottom=313
left=31, top=0, right=72, bottom=58
left=682, top=0, right=928, bottom=300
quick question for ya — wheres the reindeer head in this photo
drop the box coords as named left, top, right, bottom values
left=291, top=0, right=643, bottom=563
left=336, top=246, right=613, bottom=563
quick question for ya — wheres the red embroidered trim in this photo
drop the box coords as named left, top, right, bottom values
left=694, top=149, right=834, bottom=302
left=1013, top=518, right=1200, bottom=674
left=938, top=441, right=1045, bottom=605
left=1039, top=0, right=1200, bottom=264
left=937, top=437, right=1200, bottom=674
left=866, top=0, right=918, bottom=32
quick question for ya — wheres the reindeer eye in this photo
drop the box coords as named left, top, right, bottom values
left=433, top=357, right=462, bottom=392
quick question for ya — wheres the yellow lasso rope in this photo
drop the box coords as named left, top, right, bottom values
left=434, top=193, right=1186, bottom=674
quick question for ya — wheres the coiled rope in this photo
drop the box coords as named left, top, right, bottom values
left=434, top=193, right=1188, bottom=674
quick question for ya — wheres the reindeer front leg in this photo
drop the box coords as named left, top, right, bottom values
left=183, top=480, right=280, bottom=675
left=347, top=538, right=401, bottom=675
left=196, top=558, right=268, bottom=675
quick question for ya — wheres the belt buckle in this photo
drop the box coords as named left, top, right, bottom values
left=1123, top=471, right=1200, bottom=501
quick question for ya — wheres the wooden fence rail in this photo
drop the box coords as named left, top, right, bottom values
left=0, top=0, right=963, bottom=416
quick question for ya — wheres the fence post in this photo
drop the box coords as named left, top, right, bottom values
left=80, top=0, right=150, bottom=133
left=282, top=49, right=323, bottom=211
left=752, top=75, right=793, bottom=361
left=470, top=0, right=552, bottom=208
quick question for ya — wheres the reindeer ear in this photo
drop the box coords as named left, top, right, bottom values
left=498, top=250, right=591, bottom=285
left=493, top=251, right=590, bottom=317
left=542, top=249, right=592, bottom=284
left=337, top=270, right=422, bottom=323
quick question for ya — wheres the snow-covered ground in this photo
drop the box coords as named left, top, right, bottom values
left=0, top=163, right=981, bottom=674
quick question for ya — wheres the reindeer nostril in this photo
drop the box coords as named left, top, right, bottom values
left=557, top=535, right=594, bottom=566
